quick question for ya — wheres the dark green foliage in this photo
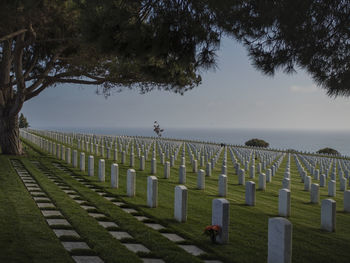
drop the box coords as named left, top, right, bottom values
left=18, top=113, right=29, bottom=128
left=317, top=147, right=340, bottom=156
left=225, top=0, right=350, bottom=97
left=245, top=138, right=269, bottom=148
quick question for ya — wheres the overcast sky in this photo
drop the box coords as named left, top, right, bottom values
left=22, top=38, right=350, bottom=131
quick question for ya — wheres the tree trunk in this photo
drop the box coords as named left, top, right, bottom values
left=0, top=113, right=23, bottom=155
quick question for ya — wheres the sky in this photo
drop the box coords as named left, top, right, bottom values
left=22, top=38, right=350, bottom=131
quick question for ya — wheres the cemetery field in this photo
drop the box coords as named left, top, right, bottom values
left=1, top=129, right=350, bottom=263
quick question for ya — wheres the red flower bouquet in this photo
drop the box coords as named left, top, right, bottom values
left=204, top=225, right=221, bottom=243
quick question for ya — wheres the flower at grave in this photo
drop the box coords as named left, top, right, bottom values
left=204, top=225, right=221, bottom=243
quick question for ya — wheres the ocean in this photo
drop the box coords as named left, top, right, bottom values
left=41, top=126, right=350, bottom=157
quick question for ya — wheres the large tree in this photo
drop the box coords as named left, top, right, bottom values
left=2, top=0, right=348, bottom=155
left=0, top=0, right=223, bottom=154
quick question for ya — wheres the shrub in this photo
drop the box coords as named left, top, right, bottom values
left=317, top=148, right=340, bottom=156
left=245, top=138, right=269, bottom=148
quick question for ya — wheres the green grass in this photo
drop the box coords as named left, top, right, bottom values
left=2, top=135, right=350, bottom=263
left=0, top=154, right=73, bottom=263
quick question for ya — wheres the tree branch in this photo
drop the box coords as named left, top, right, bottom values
left=45, top=77, right=105, bottom=85
left=25, top=46, right=67, bottom=94
left=25, top=81, right=52, bottom=101
left=0, top=29, right=27, bottom=42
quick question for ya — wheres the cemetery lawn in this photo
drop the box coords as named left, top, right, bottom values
left=1, top=138, right=350, bottom=263
left=0, top=154, right=73, bottom=263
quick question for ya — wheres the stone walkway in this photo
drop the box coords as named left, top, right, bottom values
left=52, top=162, right=223, bottom=263
left=32, top=161, right=163, bottom=263
left=11, top=160, right=104, bottom=263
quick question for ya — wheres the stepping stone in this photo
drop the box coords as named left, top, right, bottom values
left=178, top=245, right=205, bottom=256
left=122, top=208, right=137, bottom=214
left=33, top=197, right=50, bottom=202
left=22, top=180, right=35, bottom=183
left=113, top=202, right=124, bottom=206
left=161, top=233, right=185, bottom=242
left=144, top=223, right=165, bottom=230
left=97, top=192, right=107, bottom=196
left=74, top=200, right=85, bottom=204
left=142, top=259, right=165, bottom=263
left=81, top=205, right=96, bottom=210
left=24, top=183, right=38, bottom=187
left=98, top=221, right=118, bottom=228
left=42, top=210, right=62, bottom=217
left=47, top=219, right=70, bottom=226
left=53, top=229, right=80, bottom=238
left=135, top=216, right=149, bottom=222
left=37, top=203, right=55, bottom=208
left=28, top=187, right=41, bottom=191
left=109, top=231, right=132, bottom=240
left=72, top=256, right=104, bottom=263
left=204, top=261, right=223, bottom=263
left=88, top=213, right=105, bottom=218
left=61, top=241, right=90, bottom=251
left=104, top=197, right=115, bottom=201
left=123, top=243, right=150, bottom=253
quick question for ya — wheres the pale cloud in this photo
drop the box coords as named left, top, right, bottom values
left=289, top=84, right=318, bottom=93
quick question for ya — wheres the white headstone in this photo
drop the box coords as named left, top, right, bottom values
left=66, top=148, right=71, bottom=164
left=282, top=178, right=291, bottom=190
left=179, top=165, right=186, bottom=184
left=127, top=169, right=136, bottom=197
left=344, top=190, right=350, bottom=213
left=304, top=176, right=311, bottom=191
left=278, top=189, right=291, bottom=217
left=328, top=180, right=336, bottom=197
left=238, top=169, right=245, bottom=185
left=80, top=152, right=85, bottom=171
left=73, top=150, right=78, bottom=168
left=268, top=217, right=292, bottom=263
left=147, top=176, right=158, bottom=208
left=164, top=161, right=170, bottom=179
left=320, top=174, right=326, bottom=187
left=340, top=177, right=347, bottom=191
left=212, top=198, right=229, bottom=244
left=310, top=183, right=319, bottom=204
left=245, top=181, right=256, bottom=206
left=151, top=158, right=157, bottom=174
left=206, top=162, right=212, bottom=177
left=111, top=163, right=119, bottom=188
left=250, top=165, right=255, bottom=179
left=218, top=174, right=227, bottom=197
left=197, top=169, right=205, bottom=190
left=192, top=159, right=198, bottom=173
left=174, top=185, right=187, bottom=222
left=140, top=155, right=145, bottom=171
left=321, top=199, right=336, bottom=232
left=259, top=173, right=266, bottom=190
left=98, top=159, right=105, bottom=182
left=88, top=156, right=94, bottom=177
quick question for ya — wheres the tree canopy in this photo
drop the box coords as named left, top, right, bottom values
left=317, top=147, right=340, bottom=156
left=245, top=138, right=269, bottom=148
left=226, top=0, right=350, bottom=97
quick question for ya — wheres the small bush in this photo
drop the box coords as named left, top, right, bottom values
left=245, top=138, right=269, bottom=148
left=317, top=148, right=340, bottom=156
